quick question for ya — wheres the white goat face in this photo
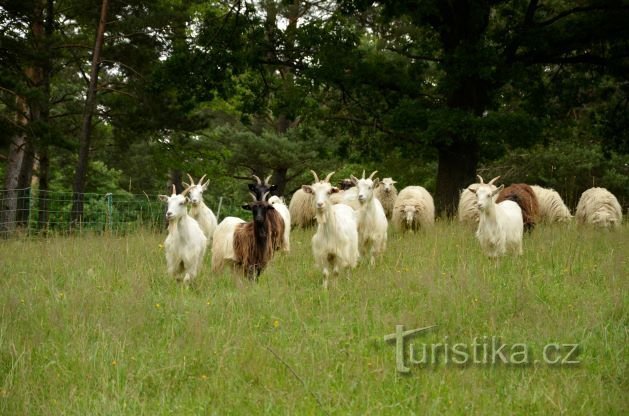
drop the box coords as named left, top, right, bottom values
left=473, top=184, right=502, bottom=211
left=187, top=184, right=206, bottom=206
left=302, top=182, right=339, bottom=211
left=355, top=178, right=378, bottom=204
left=159, top=193, right=189, bottom=221
left=380, top=178, right=396, bottom=193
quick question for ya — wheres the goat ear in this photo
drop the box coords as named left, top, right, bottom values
left=373, top=178, right=380, bottom=187
left=350, top=175, right=358, bottom=185
left=302, top=185, right=313, bottom=194
left=182, top=182, right=190, bottom=188
left=330, top=187, right=340, bottom=194
left=469, top=188, right=477, bottom=195
left=158, top=195, right=169, bottom=202
left=241, top=203, right=251, bottom=210
left=247, top=183, right=256, bottom=192
left=491, top=185, right=504, bottom=196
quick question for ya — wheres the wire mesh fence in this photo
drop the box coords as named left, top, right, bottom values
left=0, top=188, right=238, bottom=238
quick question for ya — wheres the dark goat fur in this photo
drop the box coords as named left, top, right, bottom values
left=496, top=183, right=539, bottom=232
left=337, top=179, right=354, bottom=191
left=233, top=203, right=285, bottom=279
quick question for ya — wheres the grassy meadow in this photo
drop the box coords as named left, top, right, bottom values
left=0, top=221, right=627, bottom=415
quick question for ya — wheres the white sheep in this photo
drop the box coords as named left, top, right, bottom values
left=575, top=187, right=622, bottom=229
left=183, top=174, right=218, bottom=243
left=458, top=176, right=500, bottom=224
left=268, top=195, right=291, bottom=251
left=374, top=177, right=397, bottom=219
left=302, top=171, right=359, bottom=289
left=470, top=181, right=523, bottom=257
left=530, top=185, right=572, bottom=223
left=351, top=170, right=388, bottom=266
left=159, top=185, right=207, bottom=283
left=392, top=186, right=435, bottom=232
left=211, top=216, right=246, bottom=273
left=288, top=188, right=316, bottom=228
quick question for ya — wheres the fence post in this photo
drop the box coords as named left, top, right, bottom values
left=216, top=196, right=223, bottom=221
left=105, top=193, right=113, bottom=232
left=27, top=187, right=32, bottom=235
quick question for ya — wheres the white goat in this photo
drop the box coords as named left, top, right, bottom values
left=211, top=216, right=246, bottom=273
left=302, top=171, right=359, bottom=289
left=391, top=186, right=435, bottom=232
left=374, top=177, right=397, bottom=219
left=575, top=187, right=622, bottom=229
left=351, top=170, right=388, bottom=266
left=458, top=175, right=500, bottom=224
left=268, top=195, right=291, bottom=251
left=530, top=185, right=572, bottom=223
left=183, top=174, right=218, bottom=243
left=329, top=187, right=361, bottom=210
left=470, top=180, right=523, bottom=257
left=159, top=185, right=207, bottom=283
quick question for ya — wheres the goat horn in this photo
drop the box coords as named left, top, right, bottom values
left=488, top=176, right=500, bottom=185
left=182, top=181, right=190, bottom=188
left=477, top=175, right=485, bottom=184
left=324, top=171, right=335, bottom=183
left=264, top=175, right=272, bottom=185
left=252, top=174, right=262, bottom=185
left=368, top=170, right=378, bottom=180
left=249, top=192, right=257, bottom=201
left=181, top=186, right=191, bottom=197
left=186, top=173, right=195, bottom=186
left=361, top=169, right=366, bottom=179
left=262, top=191, right=270, bottom=201
left=171, top=184, right=177, bottom=195
left=310, top=170, right=320, bottom=183
left=198, top=174, right=207, bottom=186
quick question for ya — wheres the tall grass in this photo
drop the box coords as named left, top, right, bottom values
left=1, top=222, right=627, bottom=414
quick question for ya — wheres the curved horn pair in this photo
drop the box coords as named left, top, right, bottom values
left=477, top=175, right=500, bottom=185
left=252, top=174, right=262, bottom=185
left=310, top=170, right=335, bottom=183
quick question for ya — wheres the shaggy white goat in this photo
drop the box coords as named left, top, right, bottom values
left=470, top=181, right=523, bottom=257
left=302, top=171, right=359, bottom=289
left=268, top=195, right=291, bottom=251
left=182, top=174, right=218, bottom=243
left=575, top=187, right=622, bottom=229
left=159, top=185, right=207, bottom=283
left=374, top=177, right=397, bottom=219
left=351, top=170, right=388, bottom=266
left=458, top=175, right=500, bottom=224
left=211, top=216, right=246, bottom=273
left=391, top=186, right=435, bottom=232
left=288, top=188, right=316, bottom=228
left=530, top=185, right=572, bottom=223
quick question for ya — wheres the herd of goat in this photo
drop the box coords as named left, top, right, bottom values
left=158, top=172, right=623, bottom=287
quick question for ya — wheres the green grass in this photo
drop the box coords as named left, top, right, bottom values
left=1, top=222, right=627, bottom=415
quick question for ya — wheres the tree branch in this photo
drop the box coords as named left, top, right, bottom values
left=536, top=5, right=626, bottom=27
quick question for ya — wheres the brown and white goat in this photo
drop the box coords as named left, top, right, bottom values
left=496, top=183, right=539, bottom=232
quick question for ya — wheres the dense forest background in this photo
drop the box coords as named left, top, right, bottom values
left=1, top=0, right=628, bottom=230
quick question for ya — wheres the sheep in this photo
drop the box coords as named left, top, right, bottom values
left=530, top=185, right=572, bottom=223
left=288, top=188, right=316, bottom=228
left=458, top=175, right=500, bottom=225
left=182, top=174, right=218, bottom=243
left=158, top=185, right=207, bottom=284
left=350, top=170, right=388, bottom=266
left=211, top=192, right=284, bottom=280
left=248, top=174, right=277, bottom=201
left=470, top=181, right=523, bottom=257
left=391, top=186, right=435, bottom=232
left=496, top=183, right=539, bottom=232
left=575, top=187, right=622, bottom=229
left=302, top=171, right=359, bottom=289
left=374, top=177, right=397, bottom=219
left=268, top=195, right=291, bottom=251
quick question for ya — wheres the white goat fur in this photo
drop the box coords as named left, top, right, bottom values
left=184, top=174, right=217, bottom=243
left=392, top=186, right=435, bottom=232
left=268, top=195, right=291, bottom=251
left=374, top=177, right=397, bottom=219
left=159, top=187, right=207, bottom=283
left=530, top=185, right=572, bottom=223
left=351, top=171, right=388, bottom=266
left=303, top=171, right=359, bottom=289
left=211, top=216, right=246, bottom=273
left=458, top=176, right=500, bottom=224
left=472, top=184, right=523, bottom=257
left=575, top=187, right=622, bottom=229
left=288, top=188, right=316, bottom=228
left=329, top=187, right=361, bottom=210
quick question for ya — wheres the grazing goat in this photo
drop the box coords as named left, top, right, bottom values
left=530, top=185, right=572, bottom=223
left=183, top=174, right=217, bottom=243
left=575, top=187, right=622, bottom=229
left=496, top=183, right=539, bottom=232
left=458, top=175, right=500, bottom=225
left=268, top=195, right=291, bottom=251
left=159, top=185, right=207, bottom=284
left=374, top=177, right=397, bottom=219
left=470, top=182, right=523, bottom=257
left=351, top=170, right=388, bottom=266
left=392, top=186, right=435, bottom=232
left=212, top=193, right=284, bottom=279
left=302, top=171, right=359, bottom=289
left=289, top=188, right=316, bottom=228
left=248, top=174, right=277, bottom=201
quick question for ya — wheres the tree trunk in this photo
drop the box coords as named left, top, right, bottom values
left=169, top=170, right=183, bottom=194
left=435, top=139, right=479, bottom=217
left=37, top=147, right=50, bottom=230
left=271, top=167, right=288, bottom=196
left=71, top=0, right=109, bottom=224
